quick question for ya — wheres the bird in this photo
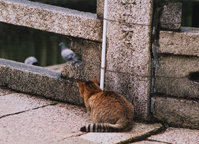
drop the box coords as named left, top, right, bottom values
left=59, top=42, right=81, bottom=62
left=24, top=56, right=38, bottom=65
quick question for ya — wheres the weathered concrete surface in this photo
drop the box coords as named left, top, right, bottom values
left=148, top=127, right=199, bottom=144
left=105, top=0, right=153, bottom=121
left=0, top=87, right=14, bottom=96
left=105, top=71, right=151, bottom=121
left=155, top=55, right=199, bottom=98
left=0, top=93, right=57, bottom=118
left=97, top=0, right=104, bottom=19
left=152, top=96, right=199, bottom=130
left=0, top=58, right=84, bottom=105
left=132, top=141, right=165, bottom=144
left=0, top=103, right=91, bottom=143
left=80, top=123, right=163, bottom=144
left=45, top=63, right=65, bottom=72
left=0, top=88, right=164, bottom=144
left=106, top=22, right=151, bottom=75
left=0, top=0, right=102, bottom=42
left=107, top=0, right=153, bottom=25
left=159, top=28, right=199, bottom=56
left=160, top=2, right=182, bottom=30
left=53, top=137, right=99, bottom=144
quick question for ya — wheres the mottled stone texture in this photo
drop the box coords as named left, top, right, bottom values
left=0, top=93, right=57, bottom=117
left=148, top=127, right=199, bottom=144
left=0, top=87, right=14, bottom=96
left=155, top=56, right=199, bottom=98
left=97, top=0, right=104, bottom=19
left=0, top=58, right=84, bottom=105
left=152, top=97, right=199, bottom=129
left=0, top=0, right=102, bottom=42
left=105, top=0, right=153, bottom=121
left=159, top=28, right=199, bottom=56
left=105, top=71, right=151, bottom=120
left=160, top=2, right=182, bottom=30
left=61, top=37, right=101, bottom=81
left=107, top=0, right=153, bottom=25
left=0, top=103, right=92, bottom=143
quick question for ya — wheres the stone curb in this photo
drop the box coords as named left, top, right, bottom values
left=0, top=58, right=84, bottom=105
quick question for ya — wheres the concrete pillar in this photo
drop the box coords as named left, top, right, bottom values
left=103, top=0, right=153, bottom=121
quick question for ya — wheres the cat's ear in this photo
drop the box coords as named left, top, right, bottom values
left=92, top=76, right=97, bottom=84
left=77, top=81, right=83, bottom=87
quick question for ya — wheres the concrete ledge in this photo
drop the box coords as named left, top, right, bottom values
left=152, top=96, right=199, bottom=130
left=0, top=0, right=102, bottom=42
left=0, top=58, right=84, bottom=105
left=159, top=28, right=199, bottom=56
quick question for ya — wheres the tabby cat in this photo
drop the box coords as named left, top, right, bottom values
left=77, top=77, right=134, bottom=132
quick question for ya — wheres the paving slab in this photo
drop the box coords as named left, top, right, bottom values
left=79, top=123, right=163, bottom=144
left=0, top=87, right=164, bottom=144
left=51, top=137, right=99, bottom=144
left=147, top=127, right=199, bottom=144
left=0, top=93, right=57, bottom=118
left=0, top=103, right=92, bottom=144
left=132, top=140, right=165, bottom=144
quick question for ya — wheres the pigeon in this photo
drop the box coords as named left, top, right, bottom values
left=24, top=56, right=38, bottom=65
left=59, top=42, right=81, bottom=62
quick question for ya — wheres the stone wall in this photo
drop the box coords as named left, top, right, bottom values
left=151, top=1, right=199, bottom=130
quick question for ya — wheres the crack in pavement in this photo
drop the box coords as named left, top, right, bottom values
left=0, top=103, right=58, bottom=119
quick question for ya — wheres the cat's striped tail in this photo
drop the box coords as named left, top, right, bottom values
left=80, top=123, right=124, bottom=132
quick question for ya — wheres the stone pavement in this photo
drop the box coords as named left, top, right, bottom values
left=0, top=87, right=199, bottom=144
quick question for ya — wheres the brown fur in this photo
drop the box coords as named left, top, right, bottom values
left=77, top=77, right=134, bottom=132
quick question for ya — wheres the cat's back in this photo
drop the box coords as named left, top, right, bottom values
left=90, top=90, right=134, bottom=123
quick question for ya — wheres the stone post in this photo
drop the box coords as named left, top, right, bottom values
left=97, top=0, right=104, bottom=19
left=102, top=0, right=153, bottom=121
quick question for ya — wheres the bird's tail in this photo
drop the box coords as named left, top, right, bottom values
left=80, top=123, right=127, bottom=132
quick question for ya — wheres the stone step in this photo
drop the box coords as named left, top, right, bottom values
left=159, top=27, right=199, bottom=57
left=152, top=96, right=199, bottom=130
left=0, top=58, right=84, bottom=105
left=155, top=55, right=199, bottom=99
